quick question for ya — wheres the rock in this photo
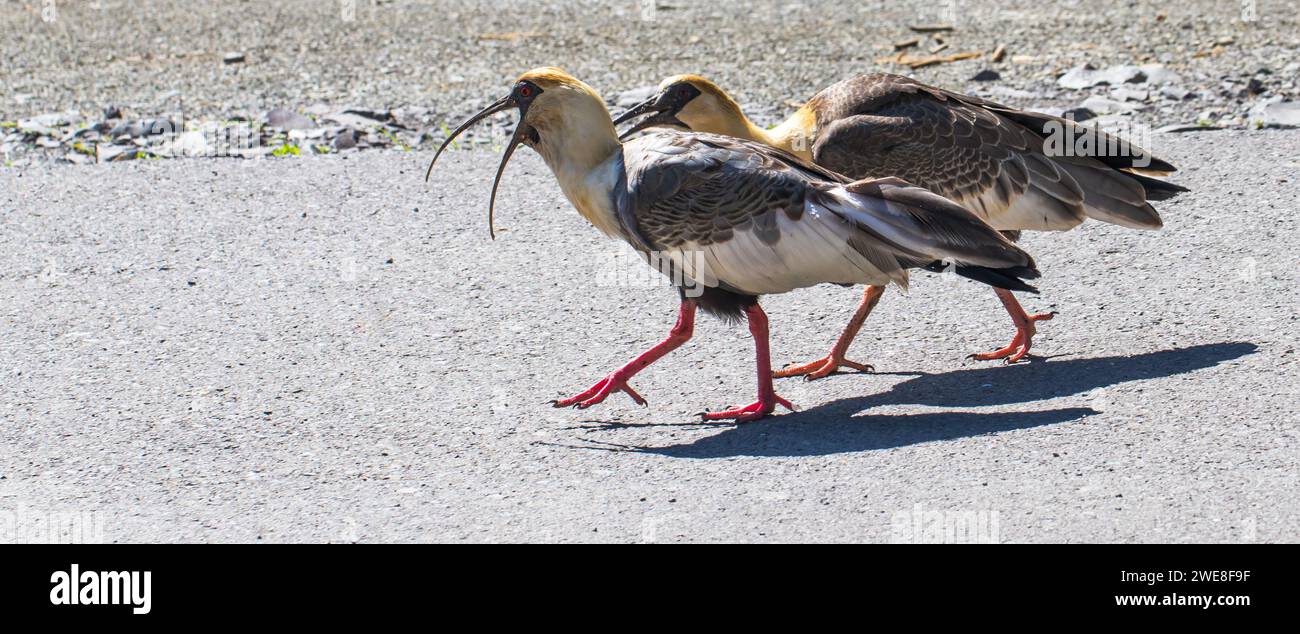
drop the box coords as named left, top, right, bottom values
left=265, top=108, right=317, bottom=130
left=109, top=121, right=145, bottom=139
left=16, top=120, right=54, bottom=137
left=1061, top=107, right=1098, bottom=122
left=1155, top=123, right=1223, bottom=133
left=1079, top=96, right=1139, bottom=115
left=1138, top=64, right=1183, bottom=85
left=303, top=104, right=333, bottom=117
left=970, top=69, right=1000, bottom=82
left=1110, top=87, right=1149, bottom=102
left=223, top=52, right=246, bottom=64
left=17, top=111, right=79, bottom=136
left=1160, top=86, right=1193, bottom=100
left=1058, top=63, right=1146, bottom=89
left=341, top=108, right=395, bottom=123
left=102, top=105, right=123, bottom=120
left=332, top=128, right=359, bottom=150
left=324, top=112, right=385, bottom=130
left=97, top=145, right=139, bottom=162
left=1249, top=97, right=1300, bottom=128
left=169, top=130, right=212, bottom=157
left=1243, top=77, right=1264, bottom=97
left=391, top=106, right=429, bottom=129
left=29, top=112, right=77, bottom=127
left=109, top=119, right=178, bottom=138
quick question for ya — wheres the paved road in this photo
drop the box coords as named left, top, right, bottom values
left=1, top=130, right=1297, bottom=542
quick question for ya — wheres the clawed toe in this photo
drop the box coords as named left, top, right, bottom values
left=698, top=394, right=795, bottom=423
left=774, top=355, right=873, bottom=380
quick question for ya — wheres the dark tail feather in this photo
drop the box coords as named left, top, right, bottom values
left=1127, top=172, right=1190, bottom=201
left=925, top=261, right=1040, bottom=294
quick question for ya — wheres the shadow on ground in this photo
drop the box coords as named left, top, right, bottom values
left=582, top=342, right=1256, bottom=458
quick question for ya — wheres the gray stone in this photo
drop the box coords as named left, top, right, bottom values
left=1058, top=63, right=1146, bottom=89
left=1110, top=87, right=1150, bottom=102
left=16, top=120, right=53, bottom=137
left=341, top=108, right=395, bottom=123
left=112, top=121, right=143, bottom=138
left=1061, top=107, right=1098, bottom=122
left=324, top=112, right=383, bottom=130
left=970, top=69, right=1001, bottom=82
left=332, top=128, right=359, bottom=150
left=1138, top=64, right=1183, bottom=86
left=1155, top=123, right=1223, bottom=133
left=1249, top=97, right=1300, bottom=128
left=265, top=108, right=317, bottom=131
left=97, top=145, right=139, bottom=162
left=169, top=130, right=212, bottom=157
left=1079, top=96, right=1140, bottom=115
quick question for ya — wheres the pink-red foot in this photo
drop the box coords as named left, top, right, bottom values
left=774, top=355, right=874, bottom=380
left=550, top=373, right=647, bottom=409
left=970, top=311, right=1056, bottom=364
left=699, top=394, right=795, bottom=424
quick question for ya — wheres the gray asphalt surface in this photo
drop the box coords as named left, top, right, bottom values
left=2, top=130, right=1297, bottom=542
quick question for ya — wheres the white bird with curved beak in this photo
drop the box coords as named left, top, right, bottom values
left=614, top=73, right=1189, bottom=377
left=427, top=67, right=1042, bottom=423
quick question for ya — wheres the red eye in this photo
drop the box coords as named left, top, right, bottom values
left=678, top=87, right=690, bottom=98
left=519, top=85, right=533, bottom=98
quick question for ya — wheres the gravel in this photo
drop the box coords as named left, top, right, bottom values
left=1, top=130, right=1297, bottom=542
left=2, top=1, right=1298, bottom=155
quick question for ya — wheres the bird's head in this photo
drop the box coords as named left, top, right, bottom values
left=425, top=67, right=617, bottom=238
left=613, top=74, right=746, bottom=140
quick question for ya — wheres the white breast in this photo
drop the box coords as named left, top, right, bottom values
left=661, top=198, right=898, bottom=295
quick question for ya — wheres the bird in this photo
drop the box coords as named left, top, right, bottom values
left=426, top=67, right=1041, bottom=422
left=613, top=72, right=1189, bottom=378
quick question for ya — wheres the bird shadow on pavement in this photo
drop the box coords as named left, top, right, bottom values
left=594, top=341, right=1258, bottom=459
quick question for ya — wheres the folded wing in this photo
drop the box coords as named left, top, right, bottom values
left=807, top=73, right=1189, bottom=233
left=619, top=132, right=1038, bottom=296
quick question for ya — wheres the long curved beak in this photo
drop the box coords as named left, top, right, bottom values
left=613, top=94, right=686, bottom=141
left=424, top=94, right=529, bottom=240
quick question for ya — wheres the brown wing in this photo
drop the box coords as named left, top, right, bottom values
left=806, top=73, right=1187, bottom=232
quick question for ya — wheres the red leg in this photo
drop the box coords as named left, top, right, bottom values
left=551, top=300, right=696, bottom=409
left=970, top=288, right=1056, bottom=364
left=701, top=304, right=795, bottom=423
left=775, top=285, right=883, bottom=380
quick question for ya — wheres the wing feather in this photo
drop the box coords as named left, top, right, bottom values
left=620, top=132, right=1037, bottom=296
left=807, top=72, right=1187, bottom=232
